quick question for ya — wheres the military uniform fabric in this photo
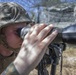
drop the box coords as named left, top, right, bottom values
left=0, top=53, right=17, bottom=74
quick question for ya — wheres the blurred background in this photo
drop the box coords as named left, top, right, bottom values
left=0, top=0, right=76, bottom=75
left=0, top=0, right=76, bottom=26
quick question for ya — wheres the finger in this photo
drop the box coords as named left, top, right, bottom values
left=30, top=24, right=46, bottom=38
left=39, top=30, right=58, bottom=48
left=28, top=25, right=35, bottom=34
left=37, top=24, right=53, bottom=41
left=24, top=25, right=35, bottom=39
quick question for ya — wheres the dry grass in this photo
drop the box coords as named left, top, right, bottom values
left=29, top=46, right=76, bottom=75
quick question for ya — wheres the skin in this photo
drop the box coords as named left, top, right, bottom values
left=0, top=23, right=58, bottom=75
left=0, top=22, right=27, bottom=56
left=14, top=24, right=58, bottom=75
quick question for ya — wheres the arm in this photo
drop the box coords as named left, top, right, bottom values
left=1, top=24, right=58, bottom=75
left=13, top=24, right=58, bottom=75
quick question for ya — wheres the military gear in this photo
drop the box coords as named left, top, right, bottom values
left=0, top=2, right=32, bottom=74
left=0, top=2, right=32, bottom=52
left=0, top=53, right=17, bottom=74
left=0, top=2, right=31, bottom=29
left=1, top=63, right=20, bottom=75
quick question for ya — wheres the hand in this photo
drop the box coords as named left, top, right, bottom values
left=13, top=24, right=58, bottom=75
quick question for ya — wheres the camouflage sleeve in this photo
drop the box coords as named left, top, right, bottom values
left=1, top=63, right=20, bottom=75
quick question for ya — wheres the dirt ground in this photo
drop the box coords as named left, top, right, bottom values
left=29, top=46, right=76, bottom=75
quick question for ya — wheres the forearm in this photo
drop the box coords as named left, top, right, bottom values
left=13, top=55, right=34, bottom=75
left=1, top=63, right=20, bottom=75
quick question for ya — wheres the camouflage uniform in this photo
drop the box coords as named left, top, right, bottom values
left=0, top=2, right=31, bottom=75
left=0, top=54, right=19, bottom=75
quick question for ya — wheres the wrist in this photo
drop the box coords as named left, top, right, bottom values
left=13, top=57, right=30, bottom=75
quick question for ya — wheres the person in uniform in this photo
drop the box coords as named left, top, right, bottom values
left=0, top=2, right=58, bottom=75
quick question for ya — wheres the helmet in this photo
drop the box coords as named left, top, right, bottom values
left=0, top=2, right=32, bottom=29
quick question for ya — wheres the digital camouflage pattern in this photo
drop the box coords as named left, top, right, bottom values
left=1, top=63, right=20, bottom=75
left=0, top=2, right=32, bottom=75
left=0, top=2, right=31, bottom=29
left=0, top=2, right=32, bottom=52
left=0, top=53, right=17, bottom=74
left=0, top=2, right=76, bottom=75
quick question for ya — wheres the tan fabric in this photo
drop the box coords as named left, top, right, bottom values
left=0, top=2, right=31, bottom=29
left=0, top=53, right=17, bottom=74
left=1, top=63, right=20, bottom=75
